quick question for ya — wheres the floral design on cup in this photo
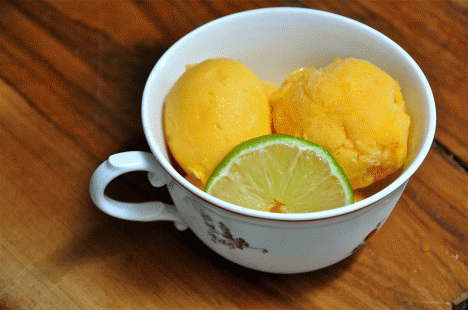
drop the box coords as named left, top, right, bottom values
left=200, top=210, right=268, bottom=253
left=350, top=218, right=388, bottom=255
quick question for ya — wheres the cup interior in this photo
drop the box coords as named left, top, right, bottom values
left=142, top=8, right=435, bottom=218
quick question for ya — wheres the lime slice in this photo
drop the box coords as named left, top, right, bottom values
left=205, top=134, right=354, bottom=213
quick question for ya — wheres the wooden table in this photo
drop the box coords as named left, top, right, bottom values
left=1, top=1, right=467, bottom=309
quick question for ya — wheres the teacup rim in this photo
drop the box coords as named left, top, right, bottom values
left=142, top=7, right=436, bottom=222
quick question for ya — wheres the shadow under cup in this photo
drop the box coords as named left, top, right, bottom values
left=140, top=8, right=435, bottom=273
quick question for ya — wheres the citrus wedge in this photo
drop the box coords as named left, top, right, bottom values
left=205, top=134, right=354, bottom=213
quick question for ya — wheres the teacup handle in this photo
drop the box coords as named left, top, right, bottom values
left=89, top=151, right=188, bottom=231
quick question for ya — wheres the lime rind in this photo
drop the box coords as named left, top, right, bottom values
left=205, top=134, right=354, bottom=212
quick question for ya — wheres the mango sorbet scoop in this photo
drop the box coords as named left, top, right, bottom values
left=163, top=58, right=272, bottom=185
left=270, top=58, right=411, bottom=189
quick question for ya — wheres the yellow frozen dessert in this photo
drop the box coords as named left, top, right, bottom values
left=164, top=58, right=272, bottom=185
left=270, top=58, right=411, bottom=189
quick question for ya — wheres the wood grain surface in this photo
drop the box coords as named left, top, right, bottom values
left=1, top=1, right=467, bottom=309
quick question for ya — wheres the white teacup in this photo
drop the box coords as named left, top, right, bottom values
left=90, top=7, right=436, bottom=274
